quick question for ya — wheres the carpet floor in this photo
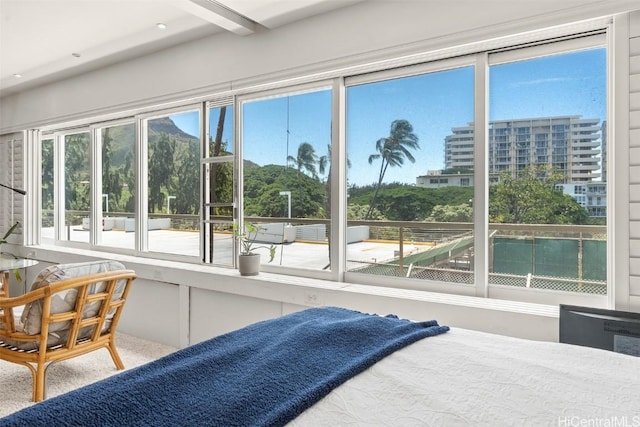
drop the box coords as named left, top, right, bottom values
left=0, top=333, right=177, bottom=418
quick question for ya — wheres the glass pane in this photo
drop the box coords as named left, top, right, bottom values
left=208, top=105, right=233, bottom=157
left=41, top=138, right=54, bottom=241
left=346, top=67, right=475, bottom=285
left=488, top=48, right=606, bottom=297
left=242, top=89, right=332, bottom=270
left=147, top=110, right=201, bottom=256
left=205, top=104, right=234, bottom=266
left=99, top=123, right=135, bottom=250
left=62, top=132, right=90, bottom=243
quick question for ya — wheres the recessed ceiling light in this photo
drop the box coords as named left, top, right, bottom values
left=156, top=23, right=167, bottom=29
left=13, top=73, right=22, bottom=78
left=72, top=53, right=81, bottom=58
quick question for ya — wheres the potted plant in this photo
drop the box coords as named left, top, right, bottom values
left=233, top=223, right=276, bottom=276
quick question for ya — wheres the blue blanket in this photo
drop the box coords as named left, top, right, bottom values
left=1, top=306, right=449, bottom=427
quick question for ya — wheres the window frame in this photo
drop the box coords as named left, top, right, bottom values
left=203, top=97, right=236, bottom=266
left=91, top=118, right=137, bottom=254
left=137, top=103, right=203, bottom=261
left=344, top=55, right=481, bottom=295
left=236, top=81, right=336, bottom=280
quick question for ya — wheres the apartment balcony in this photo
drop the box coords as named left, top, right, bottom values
left=571, top=141, right=600, bottom=149
left=570, top=172, right=601, bottom=181
left=573, top=164, right=601, bottom=171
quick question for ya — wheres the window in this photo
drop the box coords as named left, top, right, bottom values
left=203, top=101, right=235, bottom=266
left=60, top=130, right=90, bottom=244
left=144, top=108, right=201, bottom=257
left=96, top=121, right=135, bottom=250
left=488, top=41, right=606, bottom=301
left=346, top=62, right=475, bottom=284
left=41, top=137, right=54, bottom=240
left=241, top=87, right=332, bottom=271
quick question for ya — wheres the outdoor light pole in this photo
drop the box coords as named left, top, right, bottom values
left=279, top=191, right=291, bottom=219
left=167, top=195, right=176, bottom=214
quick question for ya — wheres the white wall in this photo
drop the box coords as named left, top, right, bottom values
left=628, top=10, right=640, bottom=309
left=3, top=1, right=640, bottom=348
left=2, top=0, right=638, bottom=131
left=10, top=245, right=559, bottom=347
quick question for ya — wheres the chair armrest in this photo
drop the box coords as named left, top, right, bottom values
left=0, top=289, right=47, bottom=337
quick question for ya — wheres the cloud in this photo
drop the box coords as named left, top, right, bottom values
left=509, top=77, right=578, bottom=88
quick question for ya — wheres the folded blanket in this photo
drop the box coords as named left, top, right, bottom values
left=1, top=306, right=449, bottom=427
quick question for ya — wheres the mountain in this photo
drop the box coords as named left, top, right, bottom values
left=147, top=117, right=198, bottom=142
left=103, top=117, right=199, bottom=166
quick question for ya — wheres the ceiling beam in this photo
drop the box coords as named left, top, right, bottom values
left=175, top=0, right=261, bottom=35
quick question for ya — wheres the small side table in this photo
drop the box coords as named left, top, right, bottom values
left=0, top=258, right=39, bottom=297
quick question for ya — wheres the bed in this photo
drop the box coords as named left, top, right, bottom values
left=1, top=306, right=638, bottom=426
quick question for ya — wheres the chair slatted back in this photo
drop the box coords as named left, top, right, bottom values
left=39, top=271, right=134, bottom=352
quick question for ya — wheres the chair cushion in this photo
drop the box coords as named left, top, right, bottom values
left=20, top=260, right=126, bottom=336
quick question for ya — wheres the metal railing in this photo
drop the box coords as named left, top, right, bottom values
left=46, top=212, right=607, bottom=294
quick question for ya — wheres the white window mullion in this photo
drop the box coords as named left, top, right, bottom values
left=331, top=77, right=347, bottom=282
left=611, top=15, right=630, bottom=310
left=137, top=118, right=148, bottom=253
left=474, top=53, right=490, bottom=299
left=25, top=129, right=40, bottom=246
left=90, top=126, right=102, bottom=246
left=54, top=134, right=65, bottom=241
left=235, top=98, right=243, bottom=268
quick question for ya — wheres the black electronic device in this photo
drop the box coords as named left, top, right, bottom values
left=559, top=304, right=640, bottom=357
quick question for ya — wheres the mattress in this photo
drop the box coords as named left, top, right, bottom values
left=292, top=328, right=640, bottom=426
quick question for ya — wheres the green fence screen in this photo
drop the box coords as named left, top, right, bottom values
left=492, top=237, right=605, bottom=280
left=582, top=239, right=606, bottom=281
left=492, top=238, right=533, bottom=276
left=534, top=238, right=578, bottom=278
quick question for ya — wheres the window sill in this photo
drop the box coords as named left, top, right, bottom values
left=21, top=244, right=560, bottom=341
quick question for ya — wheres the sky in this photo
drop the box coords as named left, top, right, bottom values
left=171, top=48, right=606, bottom=187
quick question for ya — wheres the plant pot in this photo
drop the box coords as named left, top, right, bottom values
left=238, top=253, right=261, bottom=276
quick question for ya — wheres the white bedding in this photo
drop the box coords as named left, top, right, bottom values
left=291, top=328, right=640, bottom=426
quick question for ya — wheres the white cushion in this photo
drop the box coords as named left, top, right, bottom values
left=20, top=260, right=126, bottom=336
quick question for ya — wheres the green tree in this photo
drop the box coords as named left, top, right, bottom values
left=102, top=127, right=125, bottom=212
left=173, top=139, right=200, bottom=214
left=489, top=165, right=588, bottom=224
left=366, top=119, right=419, bottom=219
left=244, top=165, right=324, bottom=218
left=148, top=133, right=175, bottom=213
left=41, top=140, right=54, bottom=215
left=347, top=204, right=386, bottom=220
left=427, top=204, right=473, bottom=222
left=349, top=183, right=473, bottom=221
left=209, top=107, right=233, bottom=210
left=123, top=150, right=135, bottom=213
left=288, top=142, right=319, bottom=178
left=64, top=133, right=90, bottom=211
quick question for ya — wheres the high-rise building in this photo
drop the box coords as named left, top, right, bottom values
left=444, top=116, right=603, bottom=183
left=422, top=116, right=606, bottom=217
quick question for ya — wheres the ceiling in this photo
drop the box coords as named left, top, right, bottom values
left=0, top=0, right=361, bottom=96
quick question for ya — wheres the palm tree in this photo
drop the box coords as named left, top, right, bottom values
left=366, top=119, right=419, bottom=219
left=318, top=144, right=351, bottom=179
left=288, top=142, right=319, bottom=178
